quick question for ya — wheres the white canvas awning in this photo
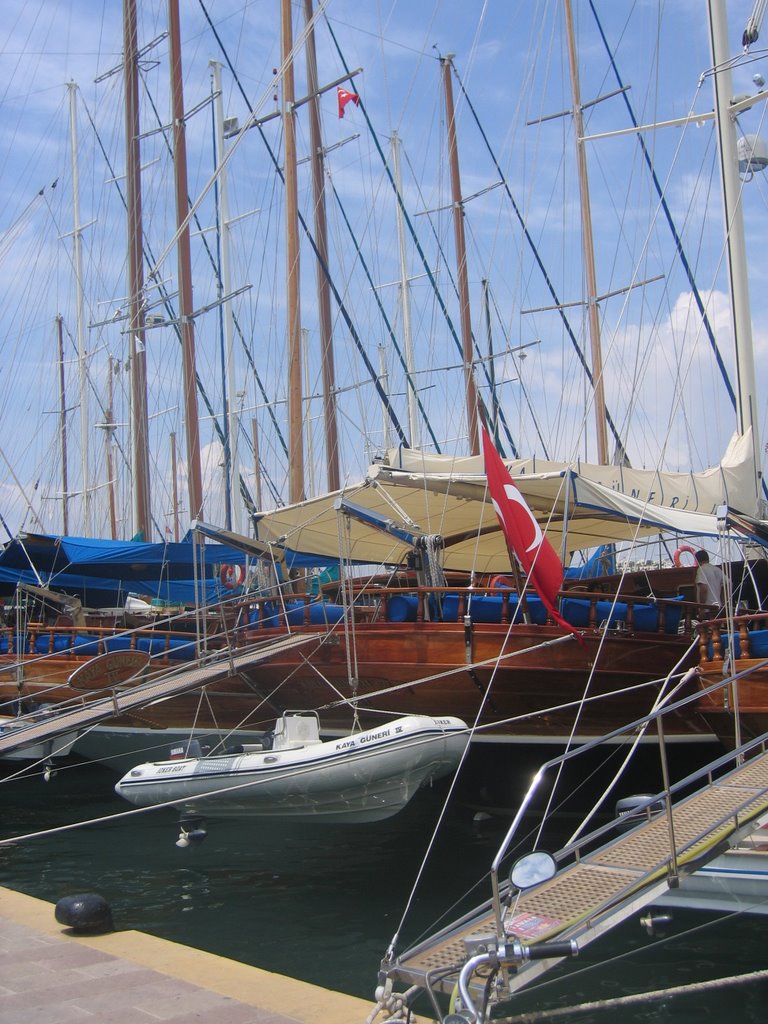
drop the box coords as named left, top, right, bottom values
left=240, top=431, right=761, bottom=573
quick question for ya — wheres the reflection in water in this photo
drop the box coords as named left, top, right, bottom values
left=1, top=760, right=767, bottom=1018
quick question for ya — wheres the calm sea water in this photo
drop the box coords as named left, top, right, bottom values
left=2, top=757, right=768, bottom=1021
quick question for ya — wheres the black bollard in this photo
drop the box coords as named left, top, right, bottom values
left=54, top=893, right=114, bottom=934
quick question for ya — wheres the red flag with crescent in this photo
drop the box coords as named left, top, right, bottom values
left=482, top=426, right=576, bottom=633
left=337, top=86, right=360, bottom=118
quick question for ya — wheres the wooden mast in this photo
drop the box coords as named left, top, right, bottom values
left=168, top=0, right=204, bottom=522
left=441, top=55, right=480, bottom=456
left=282, top=0, right=305, bottom=504
left=563, top=0, right=609, bottom=466
left=123, top=0, right=152, bottom=540
left=302, top=0, right=340, bottom=493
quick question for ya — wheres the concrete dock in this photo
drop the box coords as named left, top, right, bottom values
left=0, top=886, right=377, bottom=1023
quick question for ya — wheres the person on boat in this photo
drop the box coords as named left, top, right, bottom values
left=695, top=550, right=724, bottom=617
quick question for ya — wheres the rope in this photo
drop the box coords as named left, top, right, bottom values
left=502, top=967, right=768, bottom=1022
left=336, top=512, right=359, bottom=724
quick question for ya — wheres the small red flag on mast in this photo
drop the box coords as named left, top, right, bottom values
left=337, top=86, right=360, bottom=118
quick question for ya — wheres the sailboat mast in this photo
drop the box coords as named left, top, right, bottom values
left=251, top=417, right=263, bottom=514
left=210, top=60, right=242, bottom=535
left=168, top=0, right=204, bottom=522
left=282, top=0, right=305, bottom=504
left=441, top=56, right=480, bottom=456
left=708, top=0, right=762, bottom=500
left=67, top=81, right=91, bottom=534
left=302, top=0, right=340, bottom=493
left=391, top=131, right=420, bottom=449
left=56, top=314, right=69, bottom=535
left=104, top=355, right=118, bottom=540
left=563, top=0, right=609, bottom=466
left=170, top=430, right=180, bottom=542
left=123, top=0, right=152, bottom=540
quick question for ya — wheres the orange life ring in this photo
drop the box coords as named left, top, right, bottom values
left=489, top=574, right=515, bottom=590
left=673, top=545, right=697, bottom=568
left=220, top=564, right=246, bottom=589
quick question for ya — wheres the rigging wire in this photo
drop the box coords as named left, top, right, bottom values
left=323, top=20, right=506, bottom=452
left=588, top=0, right=737, bottom=416
left=450, top=61, right=629, bottom=463
left=198, top=0, right=410, bottom=454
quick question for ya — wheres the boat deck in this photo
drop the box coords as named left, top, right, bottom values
left=393, top=750, right=768, bottom=998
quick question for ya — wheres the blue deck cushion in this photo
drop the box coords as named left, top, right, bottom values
left=104, top=635, right=134, bottom=652
left=439, top=594, right=460, bottom=622
left=707, top=632, right=742, bottom=659
left=387, top=594, right=419, bottom=622
left=561, top=596, right=679, bottom=633
left=285, top=601, right=345, bottom=626
left=72, top=634, right=101, bottom=655
left=631, top=604, right=659, bottom=632
left=249, top=603, right=281, bottom=628
left=439, top=592, right=548, bottom=625
left=748, top=628, right=768, bottom=657
left=520, top=596, right=548, bottom=625
left=166, top=637, right=197, bottom=659
left=34, top=633, right=73, bottom=654
left=561, top=598, right=591, bottom=628
left=661, top=594, right=685, bottom=634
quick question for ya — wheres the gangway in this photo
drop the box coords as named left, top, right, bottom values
left=0, top=633, right=316, bottom=759
left=382, top=678, right=768, bottom=1022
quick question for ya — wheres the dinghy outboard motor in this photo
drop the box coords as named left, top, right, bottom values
left=176, top=815, right=208, bottom=849
left=615, top=795, right=664, bottom=832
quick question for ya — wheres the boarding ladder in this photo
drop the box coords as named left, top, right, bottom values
left=385, top=676, right=768, bottom=1020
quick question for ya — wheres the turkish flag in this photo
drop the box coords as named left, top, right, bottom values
left=482, top=426, right=573, bottom=631
left=337, top=86, right=360, bottom=118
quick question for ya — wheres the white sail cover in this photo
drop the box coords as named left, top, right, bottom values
left=250, top=432, right=758, bottom=573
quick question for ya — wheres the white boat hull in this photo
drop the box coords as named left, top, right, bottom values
left=0, top=714, right=79, bottom=763
left=115, top=714, right=468, bottom=823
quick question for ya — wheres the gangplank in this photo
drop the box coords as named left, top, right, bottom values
left=382, top=684, right=768, bottom=1022
left=0, top=633, right=317, bottom=759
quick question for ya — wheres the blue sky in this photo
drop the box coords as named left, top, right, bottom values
left=0, top=0, right=766, bottom=540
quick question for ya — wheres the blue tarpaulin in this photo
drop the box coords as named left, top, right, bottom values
left=0, top=533, right=249, bottom=605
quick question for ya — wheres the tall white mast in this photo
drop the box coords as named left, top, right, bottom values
left=562, top=0, right=609, bottom=466
left=67, top=81, right=91, bottom=534
left=210, top=60, right=241, bottom=534
left=708, top=0, right=762, bottom=505
left=390, top=131, right=419, bottom=449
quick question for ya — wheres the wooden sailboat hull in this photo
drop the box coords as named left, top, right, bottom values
left=696, top=611, right=768, bottom=748
left=0, top=596, right=709, bottom=752
left=236, top=618, right=706, bottom=743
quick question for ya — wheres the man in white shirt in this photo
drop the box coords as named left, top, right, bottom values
left=695, top=549, right=724, bottom=616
